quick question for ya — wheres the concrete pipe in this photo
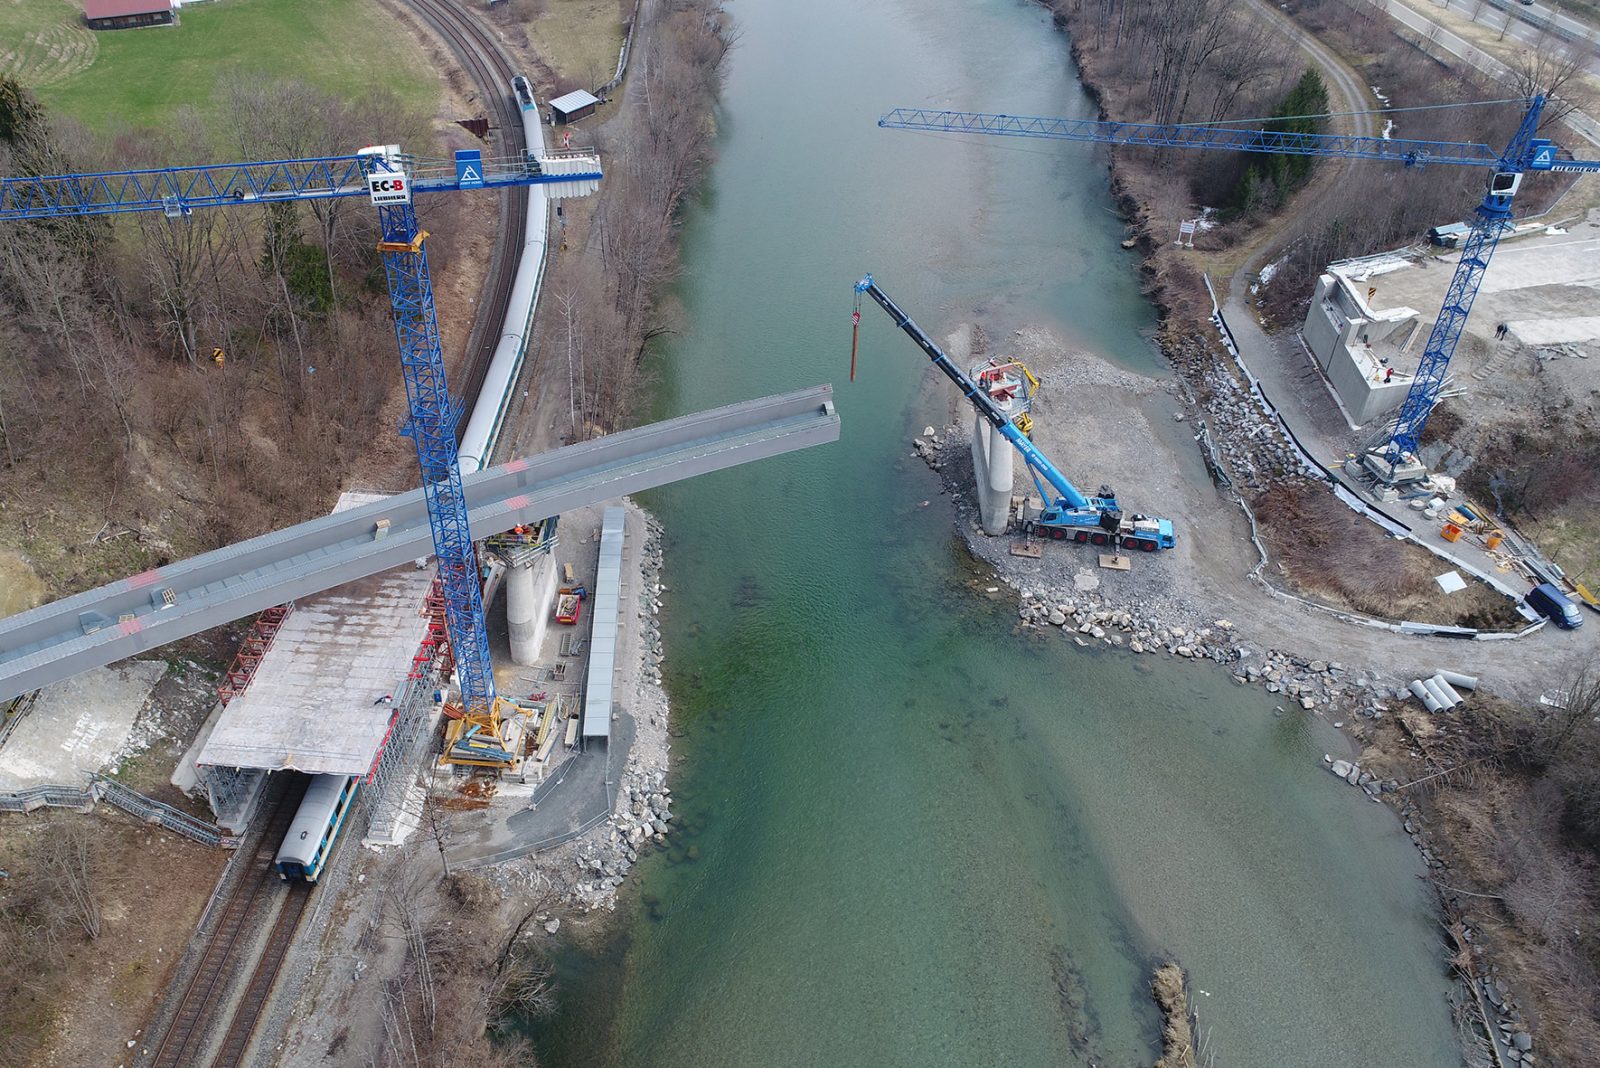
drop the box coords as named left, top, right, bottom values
left=1421, top=676, right=1457, bottom=710
left=1409, top=679, right=1443, bottom=713
left=1432, top=675, right=1466, bottom=707
left=1436, top=669, right=1478, bottom=691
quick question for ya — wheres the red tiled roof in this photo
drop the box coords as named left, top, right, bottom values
left=83, top=0, right=173, bottom=19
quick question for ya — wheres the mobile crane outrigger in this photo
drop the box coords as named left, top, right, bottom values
left=854, top=275, right=1176, bottom=551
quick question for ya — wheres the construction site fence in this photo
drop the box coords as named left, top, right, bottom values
left=449, top=808, right=609, bottom=872
left=1204, top=277, right=1544, bottom=643
left=0, top=776, right=238, bottom=848
left=448, top=742, right=616, bottom=871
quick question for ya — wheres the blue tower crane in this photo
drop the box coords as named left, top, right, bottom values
left=0, top=143, right=602, bottom=764
left=855, top=274, right=1176, bottom=551
left=878, top=96, right=1600, bottom=480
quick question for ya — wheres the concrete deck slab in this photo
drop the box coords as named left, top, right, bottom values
left=197, top=566, right=435, bottom=775
left=0, top=660, right=165, bottom=789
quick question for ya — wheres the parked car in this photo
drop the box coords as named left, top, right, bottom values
left=1526, top=582, right=1584, bottom=629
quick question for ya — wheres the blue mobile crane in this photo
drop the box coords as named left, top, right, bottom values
left=1, top=141, right=603, bottom=765
left=855, top=275, right=1176, bottom=551
left=878, top=96, right=1600, bottom=482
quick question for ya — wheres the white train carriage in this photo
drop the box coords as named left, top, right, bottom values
left=274, top=774, right=359, bottom=883
left=457, top=73, right=552, bottom=474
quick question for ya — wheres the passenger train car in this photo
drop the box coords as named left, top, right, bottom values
left=458, top=73, right=554, bottom=474
left=274, top=773, right=359, bottom=883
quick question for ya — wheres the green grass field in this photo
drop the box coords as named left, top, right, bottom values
left=1, top=0, right=437, bottom=133
left=523, top=0, right=625, bottom=89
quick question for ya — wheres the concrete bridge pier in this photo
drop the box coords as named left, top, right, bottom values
left=505, top=552, right=558, bottom=666
left=970, top=411, right=1014, bottom=536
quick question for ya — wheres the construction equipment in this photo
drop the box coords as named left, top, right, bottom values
left=854, top=275, right=1176, bottom=551
left=878, top=96, right=1600, bottom=481
left=1, top=135, right=602, bottom=770
left=555, top=586, right=584, bottom=625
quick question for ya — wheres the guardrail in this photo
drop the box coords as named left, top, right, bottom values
left=0, top=776, right=238, bottom=847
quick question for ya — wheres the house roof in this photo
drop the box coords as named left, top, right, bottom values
left=550, top=89, right=599, bottom=114
left=84, top=0, right=173, bottom=17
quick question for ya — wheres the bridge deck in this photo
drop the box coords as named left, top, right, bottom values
left=0, top=387, right=838, bottom=701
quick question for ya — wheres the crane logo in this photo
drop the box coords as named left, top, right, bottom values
left=367, top=172, right=412, bottom=205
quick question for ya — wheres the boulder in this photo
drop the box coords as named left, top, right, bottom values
left=1330, top=759, right=1354, bottom=778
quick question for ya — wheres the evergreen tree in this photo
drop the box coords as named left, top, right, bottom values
left=1231, top=70, right=1329, bottom=213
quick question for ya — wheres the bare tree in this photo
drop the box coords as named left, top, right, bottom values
left=40, top=823, right=101, bottom=940
left=1501, top=37, right=1589, bottom=130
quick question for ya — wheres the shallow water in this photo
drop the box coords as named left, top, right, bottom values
left=531, top=0, right=1462, bottom=1064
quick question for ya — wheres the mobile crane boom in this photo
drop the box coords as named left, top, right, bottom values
left=854, top=275, right=1175, bottom=551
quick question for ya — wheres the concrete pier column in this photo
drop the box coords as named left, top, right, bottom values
left=969, top=410, right=1013, bottom=536
left=505, top=551, right=558, bottom=666
left=506, top=561, right=540, bottom=666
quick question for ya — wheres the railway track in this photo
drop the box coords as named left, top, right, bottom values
left=402, top=0, right=529, bottom=430
left=210, top=881, right=313, bottom=1067
left=148, top=777, right=308, bottom=1068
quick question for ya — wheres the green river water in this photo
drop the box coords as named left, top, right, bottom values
left=534, top=0, right=1462, bottom=1064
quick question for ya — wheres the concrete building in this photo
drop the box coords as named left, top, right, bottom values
left=1302, top=268, right=1420, bottom=425
left=1302, top=216, right=1600, bottom=430
left=82, top=0, right=174, bottom=30
left=549, top=89, right=599, bottom=125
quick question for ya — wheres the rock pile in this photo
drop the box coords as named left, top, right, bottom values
left=565, top=763, right=675, bottom=912
left=1192, top=361, right=1316, bottom=490
left=911, top=424, right=956, bottom=473
left=1321, top=755, right=1398, bottom=799
left=641, top=519, right=666, bottom=688
left=1015, top=587, right=1236, bottom=658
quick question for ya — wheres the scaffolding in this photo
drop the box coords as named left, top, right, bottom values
left=216, top=604, right=292, bottom=704
left=485, top=515, right=560, bottom=568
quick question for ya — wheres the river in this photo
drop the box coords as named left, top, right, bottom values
left=533, top=0, right=1462, bottom=1064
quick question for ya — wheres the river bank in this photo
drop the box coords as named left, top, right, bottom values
left=900, top=5, right=1593, bottom=1058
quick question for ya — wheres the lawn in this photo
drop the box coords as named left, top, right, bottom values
left=0, top=0, right=99, bottom=88
left=2, top=0, right=438, bottom=133
left=522, top=0, right=626, bottom=90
